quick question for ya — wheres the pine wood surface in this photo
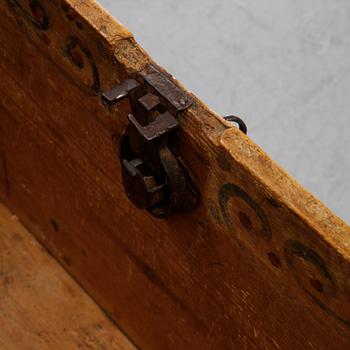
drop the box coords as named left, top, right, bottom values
left=0, top=203, right=136, bottom=350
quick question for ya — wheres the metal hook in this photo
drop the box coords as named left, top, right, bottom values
left=224, top=115, right=248, bottom=134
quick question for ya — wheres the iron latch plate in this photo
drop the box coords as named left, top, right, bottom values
left=102, top=64, right=199, bottom=218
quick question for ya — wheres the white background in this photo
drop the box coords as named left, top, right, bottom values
left=98, top=0, right=350, bottom=224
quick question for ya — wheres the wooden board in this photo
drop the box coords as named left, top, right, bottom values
left=0, top=0, right=350, bottom=349
left=0, top=203, right=136, bottom=350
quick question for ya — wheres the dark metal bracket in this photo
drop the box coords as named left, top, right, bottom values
left=102, top=64, right=200, bottom=218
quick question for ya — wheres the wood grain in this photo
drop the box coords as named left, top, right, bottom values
left=0, top=203, right=136, bottom=350
left=0, top=0, right=350, bottom=349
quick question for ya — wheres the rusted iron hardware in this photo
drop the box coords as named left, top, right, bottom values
left=223, top=115, right=248, bottom=134
left=102, top=64, right=200, bottom=218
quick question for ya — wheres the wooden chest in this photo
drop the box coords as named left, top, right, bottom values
left=1, top=1, right=350, bottom=349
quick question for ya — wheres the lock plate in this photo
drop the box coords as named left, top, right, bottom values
left=103, top=64, right=200, bottom=218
